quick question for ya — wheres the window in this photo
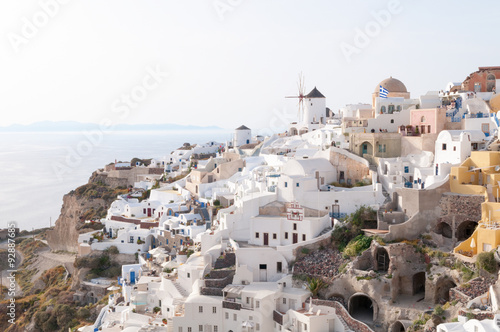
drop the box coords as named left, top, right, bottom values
left=378, top=144, right=386, bottom=153
left=273, top=233, right=277, bottom=239
left=277, top=262, right=282, bottom=273
left=256, top=301, right=260, bottom=308
left=284, top=232, right=288, bottom=239
left=233, top=313, right=237, bottom=321
left=255, top=232, right=259, bottom=238
left=397, top=105, right=401, bottom=111
left=238, top=168, right=242, bottom=172
left=381, top=106, right=386, bottom=113
left=212, top=307, right=217, bottom=314
left=293, top=223, right=297, bottom=231
left=225, top=312, right=229, bottom=319
left=199, top=306, right=203, bottom=313
left=130, top=236, right=134, bottom=243
left=214, top=326, right=218, bottom=332
left=199, top=325, right=203, bottom=331
left=256, top=323, right=260, bottom=331
left=304, top=323, right=307, bottom=330
left=453, top=146, right=456, bottom=151
left=187, top=273, right=190, bottom=278
left=390, top=119, right=394, bottom=124
left=178, top=328, right=182, bottom=332
left=283, top=298, right=287, bottom=304
left=442, top=143, right=447, bottom=151
left=296, top=182, right=299, bottom=187
left=420, top=116, right=426, bottom=122
left=246, top=297, right=250, bottom=304
left=302, top=234, right=306, bottom=241
left=284, top=182, right=288, bottom=188
left=188, top=328, right=192, bottom=332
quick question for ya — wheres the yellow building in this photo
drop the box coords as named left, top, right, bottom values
left=452, top=151, right=500, bottom=257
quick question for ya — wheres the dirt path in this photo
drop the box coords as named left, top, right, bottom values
left=29, top=247, right=77, bottom=282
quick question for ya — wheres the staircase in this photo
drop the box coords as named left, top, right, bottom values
left=485, top=129, right=498, bottom=150
left=338, top=317, right=354, bottom=332
left=318, top=227, right=333, bottom=236
left=172, top=282, right=188, bottom=297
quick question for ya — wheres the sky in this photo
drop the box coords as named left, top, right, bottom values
left=0, top=0, right=499, bottom=132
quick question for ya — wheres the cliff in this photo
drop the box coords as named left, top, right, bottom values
left=46, top=172, right=129, bottom=252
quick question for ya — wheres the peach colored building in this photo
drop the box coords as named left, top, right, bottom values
left=406, top=108, right=447, bottom=135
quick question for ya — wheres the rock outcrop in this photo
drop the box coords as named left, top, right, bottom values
left=46, top=171, right=127, bottom=252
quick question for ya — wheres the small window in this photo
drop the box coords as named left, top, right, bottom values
left=284, top=182, right=288, bottom=188
left=246, top=297, right=250, bottom=304
left=187, top=273, right=190, bottom=278
left=442, top=143, right=447, bottom=151
left=212, top=306, right=217, bottom=314
left=421, top=116, right=426, bottom=122
left=296, top=182, right=299, bottom=187
left=188, top=328, right=192, bottom=332
left=285, top=232, right=288, bottom=239
left=378, top=144, right=386, bottom=153
left=255, top=232, right=259, bottom=238
left=293, top=223, right=297, bottom=231
left=277, top=262, right=282, bottom=273
left=199, top=326, right=203, bottom=332
left=256, top=301, right=260, bottom=308
left=302, top=234, right=306, bottom=241
left=199, top=306, right=203, bottom=313
left=233, top=314, right=237, bottom=321
left=225, top=312, right=229, bottom=319
left=390, top=119, right=394, bottom=124
left=283, top=298, right=287, bottom=304
left=178, top=328, right=182, bottom=332
left=256, top=323, right=260, bottom=331
left=273, top=233, right=277, bottom=239
left=453, top=146, right=456, bottom=151
left=214, top=326, right=218, bottom=332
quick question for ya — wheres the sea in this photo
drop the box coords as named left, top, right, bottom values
left=0, top=130, right=231, bottom=231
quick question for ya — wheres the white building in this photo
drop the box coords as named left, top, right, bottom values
left=234, top=125, right=252, bottom=147
left=289, top=87, right=328, bottom=136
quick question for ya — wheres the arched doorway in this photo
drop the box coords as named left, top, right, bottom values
left=487, top=74, right=496, bottom=92
left=349, top=294, right=375, bottom=323
left=456, top=221, right=478, bottom=241
left=360, top=141, right=373, bottom=157
left=289, top=127, right=298, bottom=136
left=412, top=272, right=425, bottom=296
left=435, top=279, right=456, bottom=304
left=435, top=222, right=452, bottom=238
left=390, top=321, right=406, bottom=332
left=376, top=248, right=390, bottom=272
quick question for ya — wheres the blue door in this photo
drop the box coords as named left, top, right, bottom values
left=404, top=166, right=409, bottom=173
left=130, top=271, right=135, bottom=284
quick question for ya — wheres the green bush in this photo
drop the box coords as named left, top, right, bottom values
left=476, top=251, right=497, bottom=274
left=107, top=246, right=119, bottom=255
left=433, top=305, right=444, bottom=316
left=343, top=234, right=372, bottom=258
left=301, top=248, right=310, bottom=255
left=76, top=307, right=90, bottom=320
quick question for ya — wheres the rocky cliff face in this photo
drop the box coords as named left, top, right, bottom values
left=46, top=194, right=108, bottom=252
left=46, top=172, right=128, bottom=252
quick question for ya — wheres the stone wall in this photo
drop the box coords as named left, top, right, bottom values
left=450, top=288, right=471, bottom=304
left=214, top=253, right=235, bottom=269
left=437, top=193, right=484, bottom=238
left=308, top=299, right=374, bottom=332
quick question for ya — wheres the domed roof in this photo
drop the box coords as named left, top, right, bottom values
left=490, top=94, right=500, bottom=112
left=375, top=77, right=407, bottom=93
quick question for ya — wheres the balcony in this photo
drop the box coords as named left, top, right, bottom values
left=222, top=300, right=241, bottom=310
left=273, top=310, right=284, bottom=325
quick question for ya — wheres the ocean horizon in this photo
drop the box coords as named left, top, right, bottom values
left=0, top=129, right=231, bottom=230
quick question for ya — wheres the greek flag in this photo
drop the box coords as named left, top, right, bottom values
left=379, top=85, right=389, bottom=98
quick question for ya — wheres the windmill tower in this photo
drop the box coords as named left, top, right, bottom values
left=285, top=73, right=307, bottom=124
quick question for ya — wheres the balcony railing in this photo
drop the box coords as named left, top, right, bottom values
left=222, top=300, right=241, bottom=310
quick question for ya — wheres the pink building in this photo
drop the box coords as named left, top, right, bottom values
left=402, top=108, right=447, bottom=136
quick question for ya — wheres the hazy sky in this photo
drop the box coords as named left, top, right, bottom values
left=1, top=0, right=498, bottom=132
